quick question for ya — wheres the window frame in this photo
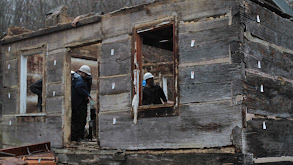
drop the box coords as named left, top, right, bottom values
left=19, top=45, right=47, bottom=115
left=132, top=17, right=179, bottom=117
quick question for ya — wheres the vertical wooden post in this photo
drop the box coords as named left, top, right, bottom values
left=63, top=50, right=71, bottom=147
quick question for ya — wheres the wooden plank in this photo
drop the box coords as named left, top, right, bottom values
left=99, top=75, right=131, bottom=96
left=179, top=16, right=230, bottom=34
left=179, top=63, right=240, bottom=104
left=3, top=59, right=18, bottom=88
left=179, top=24, right=239, bottom=46
left=244, top=20, right=293, bottom=51
left=46, top=96, right=64, bottom=114
left=99, top=102, right=242, bottom=149
left=69, top=44, right=98, bottom=60
left=179, top=38, right=234, bottom=63
left=245, top=119, right=293, bottom=158
left=243, top=72, right=293, bottom=118
left=0, top=15, right=102, bottom=44
left=1, top=116, right=63, bottom=148
left=2, top=88, right=17, bottom=115
left=242, top=0, right=293, bottom=38
left=0, top=142, right=51, bottom=156
left=100, top=38, right=131, bottom=77
left=99, top=92, right=131, bottom=112
left=47, top=50, right=64, bottom=83
left=243, top=40, right=293, bottom=79
left=180, top=83, right=232, bottom=104
left=179, top=63, right=241, bottom=85
left=99, top=153, right=243, bottom=165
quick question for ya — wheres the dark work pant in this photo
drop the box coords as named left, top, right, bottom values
left=71, top=103, right=87, bottom=141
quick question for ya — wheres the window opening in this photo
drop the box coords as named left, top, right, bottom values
left=20, top=50, right=45, bottom=114
left=134, top=23, right=178, bottom=117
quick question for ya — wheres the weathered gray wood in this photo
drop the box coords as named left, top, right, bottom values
left=242, top=0, right=293, bottom=38
left=99, top=92, right=131, bottom=112
left=46, top=96, right=64, bottom=114
left=0, top=15, right=102, bottom=45
left=3, top=59, right=18, bottom=88
left=179, top=63, right=241, bottom=85
left=243, top=40, right=293, bottom=79
left=99, top=153, right=244, bottom=165
left=244, top=20, right=293, bottom=50
left=179, top=39, right=234, bottom=63
left=99, top=75, right=131, bottom=95
left=179, top=16, right=230, bottom=34
left=1, top=116, right=63, bottom=147
left=2, top=88, right=17, bottom=115
left=179, top=24, right=239, bottom=47
left=243, top=72, right=293, bottom=118
left=46, top=83, right=64, bottom=98
left=245, top=119, right=293, bottom=157
left=99, top=102, right=241, bottom=149
left=180, top=83, right=232, bottom=104
left=100, top=38, right=131, bottom=77
left=179, top=63, right=240, bottom=104
left=47, top=50, right=64, bottom=83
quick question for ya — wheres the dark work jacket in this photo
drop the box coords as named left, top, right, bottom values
left=143, top=85, right=167, bottom=105
left=71, top=73, right=91, bottom=108
left=30, top=79, right=42, bottom=112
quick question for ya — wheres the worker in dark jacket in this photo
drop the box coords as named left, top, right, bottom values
left=30, top=79, right=43, bottom=112
left=71, top=65, right=92, bottom=142
left=142, top=72, right=167, bottom=105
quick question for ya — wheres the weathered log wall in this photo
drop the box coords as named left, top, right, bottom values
left=0, top=19, right=103, bottom=148
left=241, top=0, right=293, bottom=159
left=0, top=1, right=292, bottom=164
left=98, top=0, right=243, bottom=150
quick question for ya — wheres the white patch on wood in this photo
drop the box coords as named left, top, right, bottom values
left=262, top=121, right=266, bottom=130
left=7, top=64, right=10, bottom=70
left=191, top=71, right=194, bottom=79
left=260, top=84, right=264, bottom=93
left=257, top=15, right=260, bottom=23
left=111, top=49, right=115, bottom=55
left=8, top=47, right=11, bottom=52
left=112, top=82, right=115, bottom=89
left=258, top=61, right=261, bottom=68
left=9, top=120, right=12, bottom=126
left=113, top=118, right=116, bottom=125
left=54, top=60, right=57, bottom=66
left=8, top=93, right=10, bottom=99
left=191, top=40, right=195, bottom=47
left=53, top=91, right=56, bottom=97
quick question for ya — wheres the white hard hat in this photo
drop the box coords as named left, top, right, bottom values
left=79, top=65, right=91, bottom=75
left=143, top=72, right=154, bottom=80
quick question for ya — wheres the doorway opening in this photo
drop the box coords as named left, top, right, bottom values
left=66, top=43, right=99, bottom=144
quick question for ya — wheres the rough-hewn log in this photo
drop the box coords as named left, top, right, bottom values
left=99, top=92, right=131, bottom=112
left=243, top=40, right=293, bottom=79
left=3, top=59, right=18, bottom=88
left=99, top=102, right=241, bottom=149
left=1, top=116, right=63, bottom=148
left=179, top=63, right=240, bottom=104
left=245, top=119, right=293, bottom=158
left=243, top=72, right=293, bottom=118
left=99, top=75, right=131, bottom=96
left=100, top=39, right=131, bottom=77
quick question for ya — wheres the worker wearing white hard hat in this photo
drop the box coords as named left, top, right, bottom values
left=142, top=72, right=167, bottom=105
left=71, top=65, right=92, bottom=142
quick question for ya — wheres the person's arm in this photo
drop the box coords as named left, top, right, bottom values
left=159, top=87, right=167, bottom=103
left=30, top=79, right=42, bottom=96
left=74, top=79, right=91, bottom=98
